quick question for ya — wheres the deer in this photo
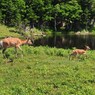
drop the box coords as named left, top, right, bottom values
left=0, top=37, right=33, bottom=58
left=69, top=45, right=90, bottom=60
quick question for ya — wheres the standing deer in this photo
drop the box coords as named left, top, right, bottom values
left=69, top=45, right=90, bottom=60
left=0, top=37, right=33, bottom=57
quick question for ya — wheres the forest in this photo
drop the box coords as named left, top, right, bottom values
left=0, top=0, right=95, bottom=32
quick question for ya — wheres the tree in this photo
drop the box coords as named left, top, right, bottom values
left=0, top=0, right=95, bottom=31
left=59, top=0, right=82, bottom=31
left=0, top=0, right=25, bottom=26
left=78, top=0, right=95, bottom=30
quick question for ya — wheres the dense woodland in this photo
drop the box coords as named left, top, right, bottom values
left=0, top=0, right=95, bottom=32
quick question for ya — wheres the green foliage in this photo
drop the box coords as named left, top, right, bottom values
left=60, top=0, right=82, bottom=20
left=0, top=0, right=25, bottom=26
left=0, top=0, right=95, bottom=31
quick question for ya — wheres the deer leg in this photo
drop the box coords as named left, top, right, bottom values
left=69, top=54, right=72, bottom=60
left=2, top=48, right=6, bottom=54
left=16, top=45, right=23, bottom=57
left=69, top=53, right=77, bottom=60
left=2, top=48, right=7, bottom=58
left=19, top=47, right=23, bottom=58
left=15, top=47, right=18, bottom=58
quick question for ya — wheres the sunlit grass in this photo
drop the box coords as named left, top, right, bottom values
left=0, top=24, right=21, bottom=38
left=0, top=46, right=95, bottom=95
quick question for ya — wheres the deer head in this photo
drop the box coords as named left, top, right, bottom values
left=26, top=37, right=33, bottom=45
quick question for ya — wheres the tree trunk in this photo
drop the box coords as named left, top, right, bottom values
left=54, top=15, right=57, bottom=46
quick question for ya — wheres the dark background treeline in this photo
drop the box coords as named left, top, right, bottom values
left=0, top=0, right=95, bottom=32
left=34, top=34, right=95, bottom=49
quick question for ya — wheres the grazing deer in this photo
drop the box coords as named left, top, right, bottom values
left=0, top=37, right=33, bottom=57
left=69, top=45, right=90, bottom=60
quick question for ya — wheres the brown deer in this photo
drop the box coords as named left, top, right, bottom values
left=69, top=45, right=90, bottom=60
left=0, top=37, right=33, bottom=57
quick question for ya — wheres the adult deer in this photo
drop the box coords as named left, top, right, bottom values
left=69, top=45, right=90, bottom=60
left=0, top=37, right=33, bottom=57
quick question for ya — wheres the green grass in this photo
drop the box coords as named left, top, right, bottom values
left=0, top=24, right=21, bottom=38
left=0, top=46, right=95, bottom=95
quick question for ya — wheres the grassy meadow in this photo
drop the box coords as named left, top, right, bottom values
left=0, top=46, right=95, bottom=95
left=0, top=25, right=95, bottom=95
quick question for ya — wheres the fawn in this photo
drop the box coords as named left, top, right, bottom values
left=69, top=45, right=90, bottom=60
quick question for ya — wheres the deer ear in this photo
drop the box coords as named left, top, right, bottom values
left=25, top=36, right=29, bottom=39
left=27, top=37, right=32, bottom=41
